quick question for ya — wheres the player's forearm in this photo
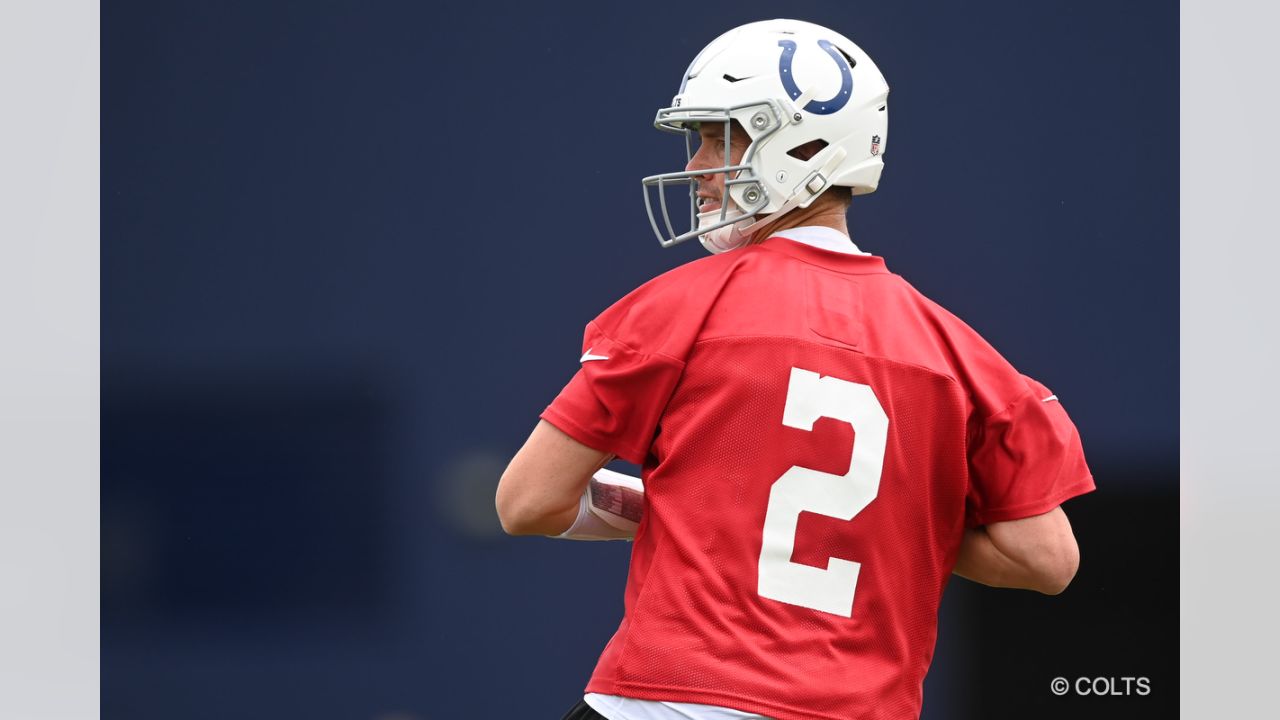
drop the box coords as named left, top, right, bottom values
left=495, top=462, right=591, bottom=537
left=953, top=527, right=1072, bottom=595
left=500, top=499, right=581, bottom=537
left=953, top=507, right=1080, bottom=595
left=497, top=463, right=640, bottom=539
left=953, top=528, right=1037, bottom=590
left=496, top=421, right=615, bottom=537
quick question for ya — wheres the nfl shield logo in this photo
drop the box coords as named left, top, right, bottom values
left=870, top=134, right=881, bottom=156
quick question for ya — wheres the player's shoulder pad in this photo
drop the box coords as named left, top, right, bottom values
left=895, top=280, right=1034, bottom=418
left=591, top=249, right=755, bottom=359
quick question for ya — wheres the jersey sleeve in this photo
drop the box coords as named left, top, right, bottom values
left=965, top=375, right=1095, bottom=527
left=539, top=320, right=686, bottom=464
left=540, top=257, right=736, bottom=465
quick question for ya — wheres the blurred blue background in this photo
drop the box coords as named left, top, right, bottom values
left=102, top=1, right=1177, bottom=718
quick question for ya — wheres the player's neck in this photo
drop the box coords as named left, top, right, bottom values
left=749, top=198, right=850, bottom=244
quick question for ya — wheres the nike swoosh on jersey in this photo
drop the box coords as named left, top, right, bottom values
left=1042, top=394, right=1059, bottom=403
left=580, top=348, right=610, bottom=363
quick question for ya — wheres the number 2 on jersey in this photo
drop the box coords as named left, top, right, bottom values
left=757, top=367, right=889, bottom=617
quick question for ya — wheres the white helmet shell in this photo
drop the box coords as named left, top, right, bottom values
left=642, top=19, right=889, bottom=251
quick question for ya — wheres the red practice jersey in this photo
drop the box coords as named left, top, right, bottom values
left=541, top=236, right=1094, bottom=720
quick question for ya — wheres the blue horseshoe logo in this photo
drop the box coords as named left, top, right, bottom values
left=777, top=39, right=853, bottom=115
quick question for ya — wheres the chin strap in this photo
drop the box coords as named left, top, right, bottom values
left=792, top=86, right=819, bottom=112
left=738, top=145, right=848, bottom=239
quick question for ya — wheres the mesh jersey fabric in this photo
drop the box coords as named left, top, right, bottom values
left=540, top=236, right=1095, bottom=720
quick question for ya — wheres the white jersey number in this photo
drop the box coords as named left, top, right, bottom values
left=757, top=367, right=889, bottom=617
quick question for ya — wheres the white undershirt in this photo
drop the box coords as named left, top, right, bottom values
left=583, top=692, right=770, bottom=720
left=770, top=225, right=868, bottom=255
left=583, top=227, right=863, bottom=720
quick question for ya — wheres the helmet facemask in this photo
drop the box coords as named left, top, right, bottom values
left=642, top=101, right=783, bottom=253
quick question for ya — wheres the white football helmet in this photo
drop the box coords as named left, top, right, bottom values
left=642, top=19, right=889, bottom=253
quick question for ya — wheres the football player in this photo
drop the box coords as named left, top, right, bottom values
left=496, top=19, right=1092, bottom=720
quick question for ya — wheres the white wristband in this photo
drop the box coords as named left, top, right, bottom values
left=556, top=468, right=645, bottom=541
